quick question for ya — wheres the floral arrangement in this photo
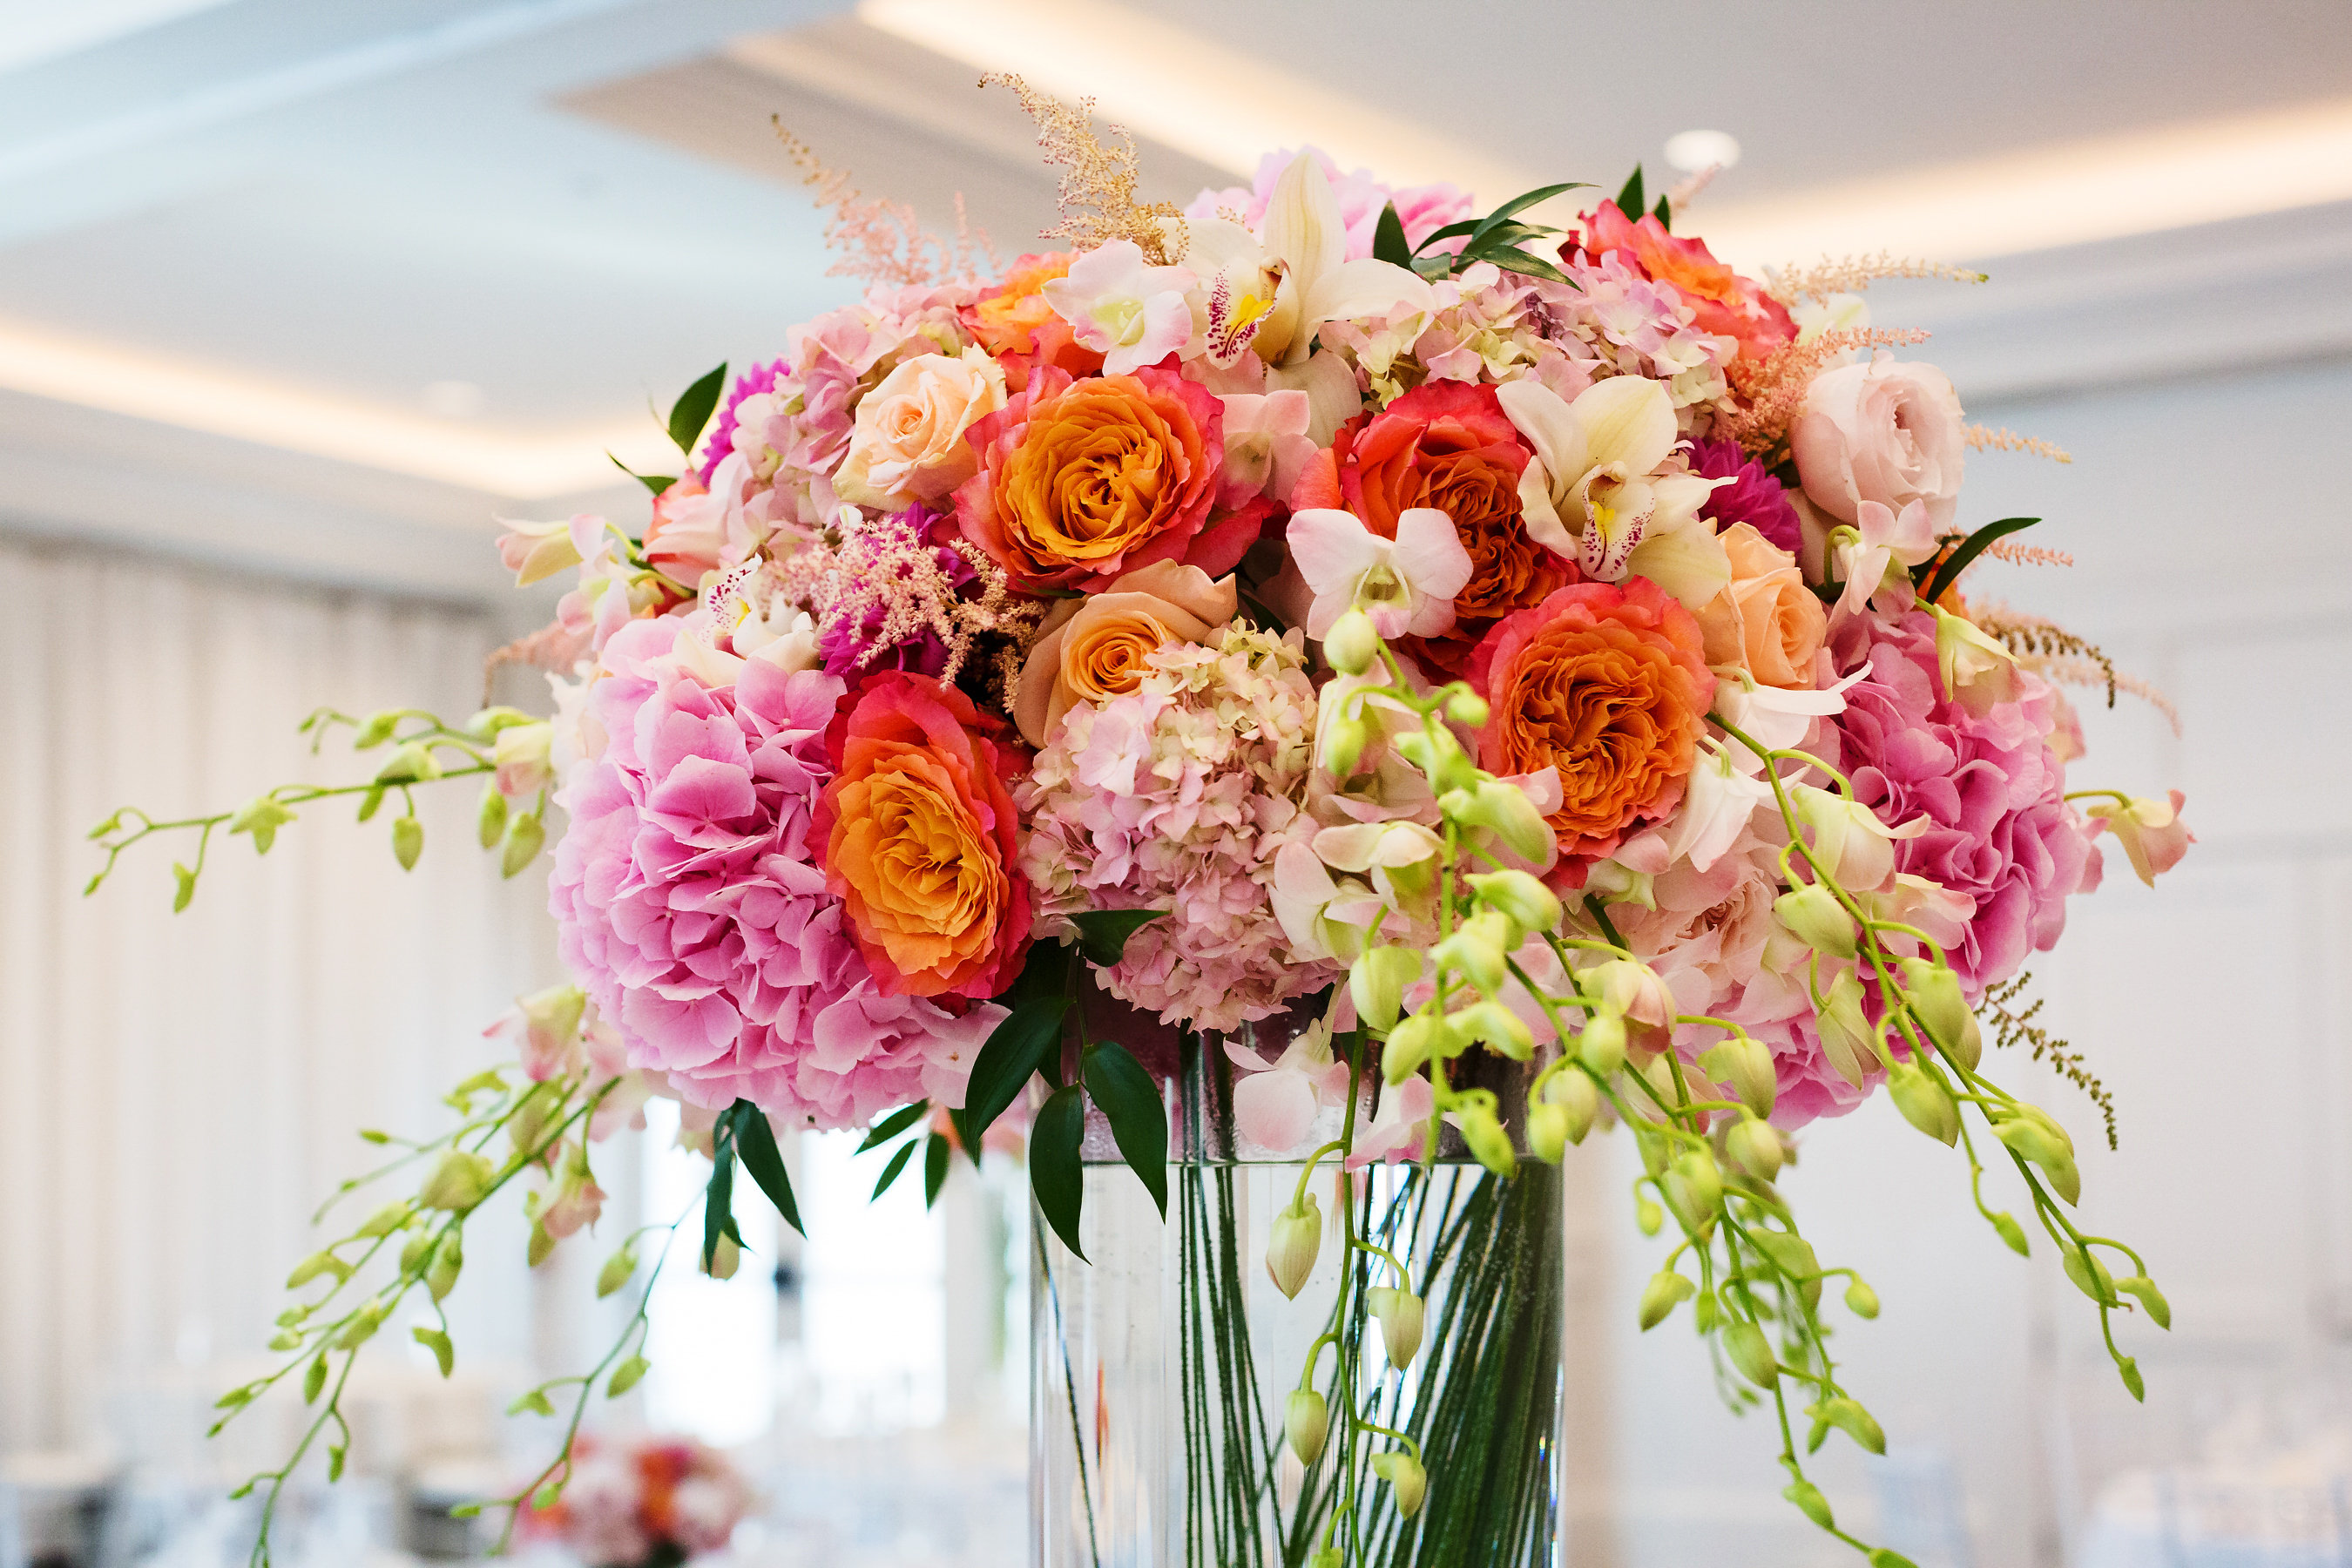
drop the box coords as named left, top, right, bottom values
left=522, top=1434, right=748, bottom=1568
left=90, top=82, right=2196, bottom=1568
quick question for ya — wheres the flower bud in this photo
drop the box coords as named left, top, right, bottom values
left=1638, top=1267, right=1693, bottom=1329
left=1368, top=1286, right=1425, bottom=1370
left=1992, top=1116, right=2081, bottom=1204
left=1370, top=1451, right=1426, bottom=1518
left=1451, top=1000, right=1533, bottom=1060
left=1821, top=1396, right=1887, bottom=1455
left=701, top=1232, right=741, bottom=1280
left=398, top=1233, right=433, bottom=1275
left=419, top=1149, right=495, bottom=1213
left=527, top=1219, right=556, bottom=1268
left=355, top=1200, right=412, bottom=1240
left=1896, top=956, right=1977, bottom=1061
left=375, top=741, right=441, bottom=785
left=1432, top=920, right=1507, bottom=997
left=492, top=720, right=554, bottom=799
left=1396, top=727, right=1477, bottom=795
left=1285, top=1389, right=1329, bottom=1465
left=392, top=814, right=425, bottom=871
left=1266, top=1193, right=1323, bottom=1299
left=1722, top=1321, right=1778, bottom=1388
left=597, top=1246, right=639, bottom=1300
left=1662, top=1150, right=1723, bottom=1233
left=1784, top=1478, right=1835, bottom=1530
left=1456, top=779, right=1553, bottom=862
left=1458, top=1102, right=1516, bottom=1176
left=476, top=783, right=509, bottom=849
left=1323, top=607, right=1380, bottom=674
left=1885, top=1061, right=1960, bottom=1146
left=502, top=812, right=546, bottom=878
left=1444, top=690, right=1489, bottom=727
left=1528, top=1101, right=1569, bottom=1164
left=1636, top=1198, right=1664, bottom=1236
left=286, top=1250, right=349, bottom=1290
left=1774, top=882, right=1857, bottom=958
left=1467, top=868, right=1562, bottom=934
left=1726, top=1117, right=1785, bottom=1182
left=1382, top=1011, right=1442, bottom=1083
left=1578, top=1013, right=1627, bottom=1077
left=1844, top=1278, right=1881, bottom=1319
left=1320, top=709, right=1372, bottom=778
left=1587, top=959, right=1672, bottom=1027
left=1700, top=1035, right=1777, bottom=1119
left=1544, top=1067, right=1598, bottom=1146
left=426, top=1232, right=463, bottom=1302
left=2116, top=1274, right=2171, bottom=1330
left=1349, top=945, right=1423, bottom=1031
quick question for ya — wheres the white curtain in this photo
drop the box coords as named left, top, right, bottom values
left=0, top=533, right=563, bottom=1459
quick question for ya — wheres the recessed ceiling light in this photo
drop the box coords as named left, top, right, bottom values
left=421, top=379, right=487, bottom=419
left=1665, top=130, right=1741, bottom=173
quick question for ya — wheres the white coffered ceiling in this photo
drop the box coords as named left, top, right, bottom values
left=0, top=0, right=2345, bottom=600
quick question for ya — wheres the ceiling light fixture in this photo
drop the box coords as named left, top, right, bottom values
left=1664, top=129, right=1740, bottom=173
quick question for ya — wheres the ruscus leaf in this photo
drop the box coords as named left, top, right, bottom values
left=869, top=1139, right=917, bottom=1200
left=923, top=1132, right=950, bottom=1208
left=1031, top=1085, right=1089, bottom=1262
left=1614, top=166, right=1646, bottom=218
left=1083, top=1041, right=1167, bottom=1217
left=1071, top=908, right=1166, bottom=968
left=1918, top=517, right=2042, bottom=605
left=856, top=1100, right=932, bottom=1152
left=666, top=362, right=728, bottom=458
left=961, top=995, right=1072, bottom=1145
left=1371, top=201, right=1411, bottom=267
left=731, top=1100, right=804, bottom=1236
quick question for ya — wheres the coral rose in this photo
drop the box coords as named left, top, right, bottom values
left=814, top=672, right=1031, bottom=1000
left=1468, top=578, right=1716, bottom=859
left=1012, top=559, right=1238, bottom=747
left=835, top=348, right=1006, bottom=510
left=1576, top=200, right=1796, bottom=364
left=1693, top=523, right=1827, bottom=689
left=955, top=362, right=1257, bottom=593
left=1790, top=356, right=1968, bottom=532
left=963, top=252, right=1105, bottom=389
left=1293, top=381, right=1570, bottom=672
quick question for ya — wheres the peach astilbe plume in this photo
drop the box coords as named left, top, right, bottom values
left=773, top=124, right=998, bottom=287
left=1966, top=423, right=2073, bottom=463
left=1715, top=327, right=1933, bottom=456
left=1767, top=253, right=1989, bottom=303
left=1970, top=599, right=2179, bottom=731
left=980, top=73, right=1184, bottom=265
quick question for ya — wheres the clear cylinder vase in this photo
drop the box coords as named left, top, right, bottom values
left=1029, top=998, right=1564, bottom=1568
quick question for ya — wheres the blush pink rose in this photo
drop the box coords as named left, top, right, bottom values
left=1790, top=356, right=1969, bottom=533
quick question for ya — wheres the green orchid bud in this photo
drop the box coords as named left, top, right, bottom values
left=1323, top=607, right=1380, bottom=675
left=1636, top=1198, right=1665, bottom=1236
left=502, top=812, right=546, bottom=877
left=1726, top=1116, right=1786, bottom=1181
left=1321, top=708, right=1372, bottom=778
left=1662, top=1150, right=1723, bottom=1233
left=1896, top=956, right=1977, bottom=1064
left=1367, top=1285, right=1426, bottom=1370
left=1545, top=1067, right=1598, bottom=1145
left=1528, top=1102, right=1569, bottom=1164
left=2115, top=1274, right=2172, bottom=1329
left=1458, top=1102, right=1517, bottom=1176
left=1723, top=1321, right=1779, bottom=1388
left=1266, top=1193, right=1322, bottom=1299
left=1396, top=727, right=1477, bottom=795
left=1844, top=1278, right=1881, bottom=1319
left=476, top=783, right=509, bottom=850
left=1885, top=1061, right=1960, bottom=1146
left=1774, top=882, right=1857, bottom=958
left=1638, top=1268, right=1695, bottom=1329
left=398, top=1232, right=434, bottom=1275
left=1990, top=1210, right=2031, bottom=1256
left=285, top=1250, right=349, bottom=1290
left=2119, top=1357, right=2146, bottom=1402
left=419, top=1149, right=494, bottom=1213
left=597, top=1245, right=639, bottom=1300
left=392, top=814, right=424, bottom=872
left=426, top=1232, right=463, bottom=1302
left=1432, top=922, right=1507, bottom=997
left=1285, top=1388, right=1329, bottom=1465
left=526, top=1220, right=556, bottom=1268
left=1467, top=868, right=1561, bottom=934
left=226, top=795, right=298, bottom=855
left=2063, top=1245, right=2117, bottom=1306
left=1370, top=1450, right=1426, bottom=1517
left=355, top=1200, right=412, bottom=1240
left=1700, top=1034, right=1777, bottom=1119
left=1783, top=1478, right=1835, bottom=1530
left=1349, top=944, right=1423, bottom=1031
left=1382, top=1011, right=1442, bottom=1083
left=1821, top=1396, right=1887, bottom=1455
left=374, top=741, right=441, bottom=785
left=1453, top=778, right=1553, bottom=862
left=1578, top=1013, right=1627, bottom=1077
left=1445, top=690, right=1489, bottom=727
left=701, top=1232, right=740, bottom=1281
left=1451, top=999, right=1533, bottom=1059
left=1992, top=1116, right=2081, bottom=1204
left=1693, top=1289, right=1720, bottom=1333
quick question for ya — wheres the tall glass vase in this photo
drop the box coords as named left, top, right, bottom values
left=1030, top=1005, right=1564, bottom=1568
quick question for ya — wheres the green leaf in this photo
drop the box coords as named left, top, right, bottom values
left=1071, top=909, right=1166, bottom=968
left=392, top=815, right=423, bottom=871
left=172, top=863, right=196, bottom=914
left=731, top=1100, right=804, bottom=1236
left=701, top=1116, right=740, bottom=1272
left=1917, top=516, right=2042, bottom=605
left=869, top=1139, right=917, bottom=1200
left=1414, top=216, right=1483, bottom=249
left=1470, top=181, right=1586, bottom=245
left=1652, top=193, right=1673, bottom=230
left=1480, top=247, right=1571, bottom=285
left=666, top=362, right=728, bottom=458
left=412, top=1327, right=454, bottom=1377
left=1614, top=166, right=1646, bottom=218
left=1371, top=201, right=1412, bottom=269
left=856, top=1100, right=932, bottom=1153
left=609, top=451, right=674, bottom=495
left=960, top=994, right=1072, bottom=1145
left=923, top=1132, right=950, bottom=1209
left=607, top=1355, right=650, bottom=1398
left=1082, top=1042, right=1166, bottom=1217
left=1031, top=1085, right=1089, bottom=1262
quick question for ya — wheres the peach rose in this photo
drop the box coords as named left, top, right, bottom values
left=814, top=672, right=1031, bottom=1000
left=1578, top=200, right=1796, bottom=364
left=835, top=348, right=1006, bottom=510
left=1693, top=523, right=1827, bottom=689
left=963, top=252, right=1103, bottom=389
left=956, top=362, right=1258, bottom=593
left=1012, top=560, right=1238, bottom=747
left=1468, top=578, right=1715, bottom=860
left=1790, top=356, right=1967, bottom=532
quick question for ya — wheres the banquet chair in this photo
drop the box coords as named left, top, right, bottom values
left=2156, top=1473, right=2352, bottom=1567
left=1867, top=1448, right=1975, bottom=1568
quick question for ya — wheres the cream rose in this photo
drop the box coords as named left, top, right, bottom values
left=836, top=348, right=1007, bottom=510
left=1012, top=560, right=1238, bottom=747
left=1789, top=355, right=1966, bottom=531
left=1693, top=523, right=1827, bottom=689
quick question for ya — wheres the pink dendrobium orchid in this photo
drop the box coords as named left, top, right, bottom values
left=1832, top=498, right=1940, bottom=621
left=2083, top=790, right=2194, bottom=887
left=1652, top=740, right=1776, bottom=875
left=1227, top=1020, right=1355, bottom=1154
left=1040, top=240, right=1196, bottom=375
left=1288, top=507, right=1473, bottom=639
left=1346, top=1075, right=1436, bottom=1169
left=1216, top=389, right=1317, bottom=509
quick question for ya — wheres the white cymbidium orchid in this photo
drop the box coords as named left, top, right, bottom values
left=1496, top=375, right=1730, bottom=609
left=1288, top=507, right=1473, bottom=639
left=1182, top=154, right=1431, bottom=439
left=1041, top=240, right=1196, bottom=375
left=1831, top=498, right=1940, bottom=620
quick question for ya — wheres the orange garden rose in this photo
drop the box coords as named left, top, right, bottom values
left=963, top=252, right=1103, bottom=389
left=1693, top=522, right=1827, bottom=688
left=1468, top=578, right=1716, bottom=859
left=814, top=671, right=1031, bottom=1000
left=1577, top=200, right=1797, bottom=363
left=955, top=362, right=1260, bottom=593
left=1011, top=559, right=1237, bottom=747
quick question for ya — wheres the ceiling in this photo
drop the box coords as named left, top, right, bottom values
left=0, top=0, right=2346, bottom=602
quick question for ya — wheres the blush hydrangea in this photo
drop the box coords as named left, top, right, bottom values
left=549, top=615, right=1003, bottom=1128
left=1017, top=625, right=1338, bottom=1031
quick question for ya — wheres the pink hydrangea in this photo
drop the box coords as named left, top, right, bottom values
left=549, top=615, right=1003, bottom=1129
left=1186, top=147, right=1473, bottom=260
left=1017, top=625, right=1339, bottom=1031
left=1823, top=610, right=2101, bottom=990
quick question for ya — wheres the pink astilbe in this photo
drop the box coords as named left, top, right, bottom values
left=549, top=615, right=1004, bottom=1128
left=1018, top=625, right=1339, bottom=1031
